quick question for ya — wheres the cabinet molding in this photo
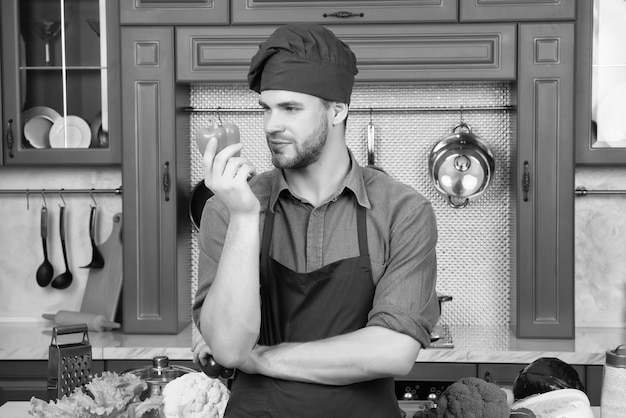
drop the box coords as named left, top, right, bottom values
left=231, top=0, right=457, bottom=25
left=515, top=23, right=575, bottom=338
left=177, top=24, right=516, bottom=83
left=120, top=0, right=228, bottom=25
left=460, top=0, right=576, bottom=22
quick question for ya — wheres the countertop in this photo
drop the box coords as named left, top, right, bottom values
left=0, top=401, right=603, bottom=418
left=1, top=321, right=624, bottom=365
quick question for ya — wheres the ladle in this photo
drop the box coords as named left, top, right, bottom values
left=35, top=205, right=54, bottom=287
left=51, top=205, right=73, bottom=289
left=81, top=205, right=105, bottom=269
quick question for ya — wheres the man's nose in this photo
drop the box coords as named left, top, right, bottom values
left=264, top=112, right=284, bottom=134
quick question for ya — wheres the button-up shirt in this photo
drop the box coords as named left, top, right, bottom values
left=193, top=150, right=439, bottom=347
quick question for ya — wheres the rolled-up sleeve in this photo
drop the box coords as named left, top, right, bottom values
left=367, top=199, right=439, bottom=348
left=192, top=199, right=229, bottom=330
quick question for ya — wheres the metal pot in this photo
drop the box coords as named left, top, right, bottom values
left=428, top=123, right=495, bottom=208
left=124, top=356, right=197, bottom=400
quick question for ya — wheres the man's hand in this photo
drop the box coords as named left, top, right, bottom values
left=202, top=137, right=259, bottom=216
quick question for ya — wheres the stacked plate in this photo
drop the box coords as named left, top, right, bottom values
left=22, top=106, right=92, bottom=149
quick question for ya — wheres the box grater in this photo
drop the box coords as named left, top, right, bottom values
left=47, top=324, right=92, bottom=400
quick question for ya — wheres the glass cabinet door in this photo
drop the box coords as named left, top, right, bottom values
left=1, top=0, right=119, bottom=165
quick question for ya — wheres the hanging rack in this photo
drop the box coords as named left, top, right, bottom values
left=183, top=105, right=514, bottom=114
left=0, top=187, right=123, bottom=196
left=575, top=186, right=626, bottom=196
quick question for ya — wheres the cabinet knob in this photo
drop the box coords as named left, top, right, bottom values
left=323, top=10, right=365, bottom=19
left=162, top=162, right=171, bottom=202
left=6, top=119, right=14, bottom=158
left=522, top=161, right=530, bottom=201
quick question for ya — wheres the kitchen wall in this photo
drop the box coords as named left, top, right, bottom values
left=0, top=82, right=624, bottom=331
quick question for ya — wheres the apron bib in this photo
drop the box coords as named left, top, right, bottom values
left=225, top=200, right=401, bottom=418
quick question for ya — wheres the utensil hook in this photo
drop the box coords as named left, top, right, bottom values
left=216, top=107, right=223, bottom=125
left=41, top=191, right=47, bottom=208
left=26, top=189, right=30, bottom=211
left=58, top=191, right=66, bottom=208
left=89, top=190, right=97, bottom=208
left=459, top=106, right=464, bottom=124
left=368, top=107, right=373, bottom=124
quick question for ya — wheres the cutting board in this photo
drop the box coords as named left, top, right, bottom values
left=80, top=213, right=123, bottom=321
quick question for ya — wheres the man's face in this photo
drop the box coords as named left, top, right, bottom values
left=259, top=90, right=330, bottom=169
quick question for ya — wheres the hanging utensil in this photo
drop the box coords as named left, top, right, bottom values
left=81, top=205, right=104, bottom=269
left=51, top=205, right=73, bottom=289
left=367, top=110, right=376, bottom=166
left=36, top=205, right=54, bottom=287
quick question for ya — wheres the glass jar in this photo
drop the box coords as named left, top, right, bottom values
left=601, top=344, right=626, bottom=417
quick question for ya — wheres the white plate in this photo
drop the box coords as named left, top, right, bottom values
left=49, top=116, right=91, bottom=149
left=22, top=106, right=61, bottom=148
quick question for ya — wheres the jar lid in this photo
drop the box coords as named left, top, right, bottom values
left=606, top=344, right=626, bottom=368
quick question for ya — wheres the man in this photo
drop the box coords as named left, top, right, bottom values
left=192, top=23, right=439, bottom=417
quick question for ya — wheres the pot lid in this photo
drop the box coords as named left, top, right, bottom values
left=124, top=355, right=196, bottom=384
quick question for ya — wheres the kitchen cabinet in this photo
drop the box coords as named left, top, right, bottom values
left=120, top=0, right=229, bottom=25
left=479, top=363, right=586, bottom=391
left=575, top=0, right=626, bottom=165
left=0, top=0, right=121, bottom=166
left=514, top=23, right=575, bottom=338
left=120, top=26, right=191, bottom=334
left=177, top=24, right=516, bottom=83
left=230, top=0, right=458, bottom=25
left=460, top=0, right=576, bottom=22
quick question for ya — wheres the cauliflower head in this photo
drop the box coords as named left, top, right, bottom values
left=162, top=372, right=230, bottom=418
left=436, top=376, right=510, bottom=418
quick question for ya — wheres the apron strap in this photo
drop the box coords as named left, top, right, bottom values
left=356, top=204, right=368, bottom=257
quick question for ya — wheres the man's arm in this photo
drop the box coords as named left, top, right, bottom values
left=239, top=325, right=420, bottom=386
left=197, top=138, right=261, bottom=368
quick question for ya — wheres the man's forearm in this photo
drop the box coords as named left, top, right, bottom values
left=200, top=213, right=261, bottom=367
left=241, top=326, right=420, bottom=386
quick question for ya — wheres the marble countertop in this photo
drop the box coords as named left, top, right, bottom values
left=1, top=322, right=624, bottom=365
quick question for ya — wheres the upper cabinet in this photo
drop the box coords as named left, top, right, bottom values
left=120, top=0, right=229, bottom=25
left=0, top=0, right=121, bottom=165
left=230, top=0, right=458, bottom=24
left=176, top=24, right=516, bottom=83
left=575, top=0, right=626, bottom=165
left=460, top=0, right=576, bottom=22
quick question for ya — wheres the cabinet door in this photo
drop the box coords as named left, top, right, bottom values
left=176, top=24, right=516, bottom=83
left=0, top=0, right=121, bottom=165
left=460, top=0, right=576, bottom=22
left=120, top=26, right=191, bottom=334
left=515, top=23, right=575, bottom=338
left=120, top=0, right=228, bottom=25
left=231, top=0, right=458, bottom=25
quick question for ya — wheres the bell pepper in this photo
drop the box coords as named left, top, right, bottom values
left=196, top=118, right=240, bottom=156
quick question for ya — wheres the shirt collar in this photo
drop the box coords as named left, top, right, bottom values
left=268, top=149, right=371, bottom=211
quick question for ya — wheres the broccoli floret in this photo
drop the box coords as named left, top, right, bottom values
left=436, top=377, right=510, bottom=418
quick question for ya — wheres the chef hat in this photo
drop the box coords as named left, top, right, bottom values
left=247, top=23, right=358, bottom=104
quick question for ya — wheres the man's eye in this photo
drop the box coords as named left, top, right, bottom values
left=285, top=106, right=299, bottom=112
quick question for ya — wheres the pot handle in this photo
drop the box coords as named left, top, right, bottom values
left=452, top=122, right=472, bottom=134
left=447, top=196, right=469, bottom=209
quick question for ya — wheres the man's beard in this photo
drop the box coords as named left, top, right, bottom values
left=268, top=114, right=329, bottom=169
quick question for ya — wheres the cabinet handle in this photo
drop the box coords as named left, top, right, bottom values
left=522, top=161, right=530, bottom=202
left=6, top=119, right=14, bottom=158
left=323, top=10, right=364, bottom=19
left=162, top=162, right=171, bottom=202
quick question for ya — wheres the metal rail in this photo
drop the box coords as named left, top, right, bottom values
left=183, top=105, right=515, bottom=114
left=0, top=187, right=122, bottom=195
left=575, top=186, right=626, bottom=196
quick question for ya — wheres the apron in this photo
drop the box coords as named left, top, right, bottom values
left=225, top=199, right=401, bottom=418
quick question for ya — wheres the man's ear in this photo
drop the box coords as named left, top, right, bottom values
left=332, top=102, right=349, bottom=125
